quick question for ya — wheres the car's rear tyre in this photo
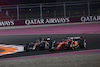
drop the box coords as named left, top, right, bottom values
left=79, top=42, right=86, bottom=48
left=24, top=45, right=29, bottom=52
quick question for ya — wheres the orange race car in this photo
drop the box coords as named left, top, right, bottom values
left=55, top=36, right=87, bottom=50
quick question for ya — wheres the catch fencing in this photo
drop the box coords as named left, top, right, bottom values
left=0, top=0, right=100, bottom=20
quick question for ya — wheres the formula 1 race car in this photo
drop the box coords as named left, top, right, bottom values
left=24, top=36, right=86, bottom=52
left=55, top=36, right=87, bottom=50
left=24, top=37, right=55, bottom=51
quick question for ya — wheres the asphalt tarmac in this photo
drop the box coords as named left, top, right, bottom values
left=0, top=34, right=100, bottom=59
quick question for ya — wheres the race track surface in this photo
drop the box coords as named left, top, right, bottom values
left=0, top=34, right=100, bottom=59
left=0, top=22, right=100, bottom=67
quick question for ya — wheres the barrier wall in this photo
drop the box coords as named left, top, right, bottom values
left=0, top=16, right=100, bottom=27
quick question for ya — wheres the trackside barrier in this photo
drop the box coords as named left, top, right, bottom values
left=0, top=16, right=100, bottom=27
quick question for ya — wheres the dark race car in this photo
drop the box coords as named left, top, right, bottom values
left=24, top=37, right=55, bottom=51
left=54, top=36, right=86, bottom=50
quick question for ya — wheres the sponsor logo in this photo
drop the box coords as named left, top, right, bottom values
left=25, top=18, right=70, bottom=25
left=0, top=20, right=14, bottom=26
left=81, top=16, right=100, bottom=22
left=25, top=19, right=44, bottom=25
left=45, top=18, right=70, bottom=23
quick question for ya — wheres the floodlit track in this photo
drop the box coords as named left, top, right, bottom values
left=0, top=34, right=100, bottom=59
left=0, top=22, right=100, bottom=67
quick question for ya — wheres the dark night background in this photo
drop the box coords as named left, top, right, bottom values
left=0, top=0, right=99, bottom=5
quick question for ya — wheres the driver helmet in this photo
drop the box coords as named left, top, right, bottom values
left=80, top=37, right=83, bottom=40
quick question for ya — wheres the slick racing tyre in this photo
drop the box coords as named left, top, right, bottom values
left=35, top=46, right=40, bottom=51
left=79, top=42, right=86, bottom=48
left=24, top=44, right=29, bottom=52
left=58, top=44, right=65, bottom=50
